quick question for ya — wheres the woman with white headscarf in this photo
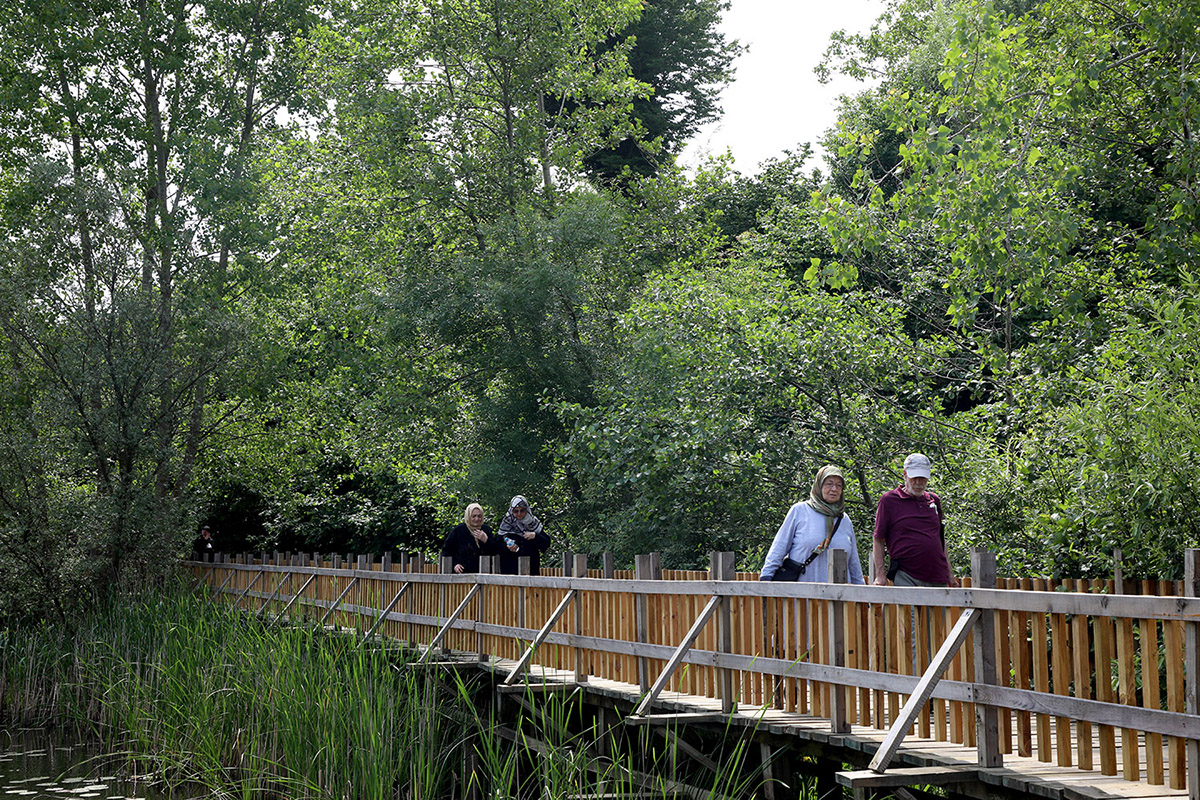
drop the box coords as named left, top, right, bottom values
left=440, top=503, right=497, bottom=574
left=760, top=465, right=864, bottom=584
left=496, top=495, right=551, bottom=575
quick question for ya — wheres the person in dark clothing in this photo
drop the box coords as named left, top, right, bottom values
left=440, top=503, right=498, bottom=574
left=872, top=453, right=958, bottom=587
left=496, top=495, right=551, bottom=575
left=192, top=526, right=216, bottom=557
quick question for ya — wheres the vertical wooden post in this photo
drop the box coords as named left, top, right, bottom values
left=440, top=556, right=453, bottom=655
left=972, top=548, right=1001, bottom=767
left=562, top=552, right=573, bottom=575
left=759, top=741, right=791, bottom=800
left=1113, top=549, right=1124, bottom=594
left=636, top=554, right=652, bottom=693
left=1184, top=549, right=1200, bottom=800
left=381, top=551, right=392, bottom=572
left=712, top=551, right=736, bottom=713
left=828, top=549, right=849, bottom=733
left=478, top=556, right=492, bottom=662
left=518, top=556, right=530, bottom=632
left=574, top=553, right=588, bottom=683
left=393, top=552, right=408, bottom=646
left=602, top=552, right=615, bottom=680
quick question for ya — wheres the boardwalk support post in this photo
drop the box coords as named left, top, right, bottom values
left=713, top=550, right=736, bottom=714
left=635, top=554, right=653, bottom=693
left=1185, top=549, right=1200, bottom=800
left=828, top=549, right=849, bottom=734
left=972, top=547, right=1002, bottom=768
left=477, top=556, right=492, bottom=662
left=574, top=554, right=589, bottom=683
left=439, top=556, right=454, bottom=655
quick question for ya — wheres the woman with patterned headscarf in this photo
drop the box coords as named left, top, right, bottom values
left=760, top=465, right=864, bottom=583
left=496, top=495, right=551, bottom=575
left=440, top=503, right=497, bottom=574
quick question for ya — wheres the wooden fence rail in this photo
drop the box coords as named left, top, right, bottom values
left=188, top=549, right=1200, bottom=799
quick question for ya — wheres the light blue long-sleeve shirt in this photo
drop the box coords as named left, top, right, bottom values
left=760, top=501, right=865, bottom=584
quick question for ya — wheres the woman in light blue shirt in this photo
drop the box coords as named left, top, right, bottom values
left=760, top=465, right=865, bottom=584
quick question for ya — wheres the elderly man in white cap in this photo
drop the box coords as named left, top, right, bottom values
left=871, top=453, right=958, bottom=587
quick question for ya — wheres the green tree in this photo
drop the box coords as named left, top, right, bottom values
left=557, top=261, right=958, bottom=566
left=192, top=0, right=663, bottom=549
left=582, top=0, right=741, bottom=183
left=0, top=0, right=315, bottom=620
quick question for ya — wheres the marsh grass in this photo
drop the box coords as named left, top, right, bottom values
left=1, top=581, right=767, bottom=800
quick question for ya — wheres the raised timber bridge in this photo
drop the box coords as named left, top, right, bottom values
left=188, top=548, right=1200, bottom=800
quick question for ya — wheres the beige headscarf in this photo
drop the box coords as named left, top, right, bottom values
left=806, top=465, right=846, bottom=537
left=463, top=503, right=485, bottom=535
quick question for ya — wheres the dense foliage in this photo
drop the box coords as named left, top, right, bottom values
left=1, top=0, right=1197, bottom=623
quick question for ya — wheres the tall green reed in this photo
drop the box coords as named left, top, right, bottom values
left=0, top=581, right=472, bottom=798
left=1, top=580, right=769, bottom=800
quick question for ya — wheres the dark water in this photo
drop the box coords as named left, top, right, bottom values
left=0, top=730, right=169, bottom=799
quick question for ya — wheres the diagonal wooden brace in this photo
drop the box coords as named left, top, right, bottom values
left=419, top=583, right=482, bottom=664
left=272, top=573, right=317, bottom=627
left=213, top=569, right=236, bottom=595
left=235, top=569, right=265, bottom=606
left=319, top=576, right=360, bottom=627
left=256, top=571, right=290, bottom=616
left=503, top=589, right=577, bottom=685
left=362, top=582, right=412, bottom=641
left=870, top=607, right=982, bottom=773
left=633, top=594, right=722, bottom=717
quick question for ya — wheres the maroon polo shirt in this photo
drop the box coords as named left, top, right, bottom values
left=873, top=485, right=951, bottom=585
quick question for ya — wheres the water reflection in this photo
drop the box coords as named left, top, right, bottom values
left=0, top=730, right=169, bottom=799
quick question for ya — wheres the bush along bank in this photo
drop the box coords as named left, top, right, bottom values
left=0, top=582, right=764, bottom=800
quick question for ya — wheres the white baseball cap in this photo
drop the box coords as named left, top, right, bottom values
left=904, top=453, right=932, bottom=479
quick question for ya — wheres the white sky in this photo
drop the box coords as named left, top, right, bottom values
left=679, top=0, right=884, bottom=176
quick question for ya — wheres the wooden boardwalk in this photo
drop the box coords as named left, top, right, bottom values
left=474, top=658, right=1187, bottom=800
left=188, top=549, right=1200, bottom=800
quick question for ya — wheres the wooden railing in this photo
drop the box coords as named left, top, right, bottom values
left=188, top=548, right=1200, bottom=796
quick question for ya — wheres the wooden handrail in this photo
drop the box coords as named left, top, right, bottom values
left=191, top=561, right=1200, bottom=620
